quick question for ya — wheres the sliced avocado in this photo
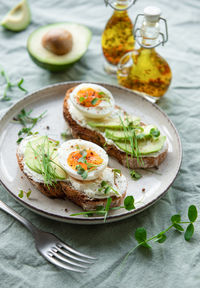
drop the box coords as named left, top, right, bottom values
left=105, top=129, right=133, bottom=141
left=1, top=0, right=31, bottom=32
left=87, top=116, right=140, bottom=130
left=27, top=23, right=92, bottom=71
left=24, top=136, right=67, bottom=180
left=105, top=125, right=157, bottom=141
left=114, top=136, right=166, bottom=155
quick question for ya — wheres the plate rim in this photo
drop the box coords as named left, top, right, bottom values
left=0, top=81, right=182, bottom=224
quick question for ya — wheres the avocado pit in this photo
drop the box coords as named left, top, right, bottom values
left=42, top=28, right=73, bottom=56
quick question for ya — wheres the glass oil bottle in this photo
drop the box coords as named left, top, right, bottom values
left=102, top=0, right=136, bottom=74
left=117, top=6, right=172, bottom=101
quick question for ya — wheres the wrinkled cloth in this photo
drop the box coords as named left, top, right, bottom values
left=0, top=0, right=200, bottom=287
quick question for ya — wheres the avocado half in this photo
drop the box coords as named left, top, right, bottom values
left=27, top=23, right=92, bottom=71
left=1, top=0, right=31, bottom=32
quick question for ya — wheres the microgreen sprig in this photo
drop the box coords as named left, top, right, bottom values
left=122, top=205, right=198, bottom=265
left=130, top=170, right=142, bottom=181
left=18, top=189, right=32, bottom=199
left=0, top=67, right=28, bottom=101
left=28, top=137, right=65, bottom=187
left=70, top=195, right=135, bottom=223
left=150, top=127, right=160, bottom=139
left=91, top=98, right=98, bottom=105
left=76, top=164, right=88, bottom=180
left=13, top=109, right=46, bottom=144
left=119, top=115, right=144, bottom=170
left=98, top=180, right=120, bottom=196
left=76, top=149, right=100, bottom=180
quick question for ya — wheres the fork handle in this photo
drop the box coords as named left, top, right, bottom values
left=0, top=200, right=39, bottom=236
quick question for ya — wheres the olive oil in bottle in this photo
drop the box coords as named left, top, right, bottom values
left=102, top=0, right=136, bottom=74
left=117, top=6, right=172, bottom=100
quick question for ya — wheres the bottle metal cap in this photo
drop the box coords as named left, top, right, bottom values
left=144, top=6, right=161, bottom=23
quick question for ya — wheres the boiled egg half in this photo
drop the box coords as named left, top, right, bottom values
left=58, top=139, right=108, bottom=181
left=70, top=83, right=115, bottom=119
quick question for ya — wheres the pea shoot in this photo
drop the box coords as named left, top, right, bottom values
left=13, top=109, right=46, bottom=144
left=18, top=189, right=32, bottom=199
left=122, top=205, right=198, bottom=266
left=70, top=195, right=135, bottom=223
left=0, top=66, right=28, bottom=101
left=130, top=170, right=142, bottom=181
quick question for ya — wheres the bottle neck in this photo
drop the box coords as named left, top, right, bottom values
left=113, top=9, right=128, bottom=17
left=140, top=19, right=160, bottom=48
left=111, top=0, right=132, bottom=11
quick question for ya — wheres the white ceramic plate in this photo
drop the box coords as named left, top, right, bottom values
left=0, top=82, right=182, bottom=224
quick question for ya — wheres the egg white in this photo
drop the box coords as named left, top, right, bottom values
left=58, top=139, right=108, bottom=181
left=69, top=83, right=115, bottom=119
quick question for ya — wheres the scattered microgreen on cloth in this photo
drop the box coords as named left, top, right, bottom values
left=0, top=66, right=28, bottom=101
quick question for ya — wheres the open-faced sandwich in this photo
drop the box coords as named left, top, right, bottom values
left=16, top=135, right=127, bottom=210
left=63, top=83, right=168, bottom=169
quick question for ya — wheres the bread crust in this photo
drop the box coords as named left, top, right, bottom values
left=16, top=147, right=126, bottom=210
left=63, top=87, right=168, bottom=169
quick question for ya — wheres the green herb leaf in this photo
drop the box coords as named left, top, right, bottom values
left=18, top=190, right=24, bottom=198
left=135, top=228, right=151, bottom=248
left=173, top=223, right=184, bottom=232
left=98, top=92, right=105, bottom=96
left=79, top=97, right=85, bottom=103
left=171, top=214, right=181, bottom=224
left=156, top=234, right=167, bottom=243
left=135, top=227, right=147, bottom=243
left=26, top=189, right=32, bottom=199
left=99, top=180, right=119, bottom=196
left=0, top=67, right=28, bottom=101
left=76, top=165, right=88, bottom=180
left=101, top=181, right=107, bottom=187
left=104, top=186, right=111, bottom=194
left=184, top=223, right=194, bottom=241
left=188, top=205, right=198, bottom=223
left=124, top=196, right=135, bottom=211
left=17, top=78, right=28, bottom=93
left=16, top=137, right=24, bottom=144
left=130, top=170, right=142, bottom=181
left=150, top=128, right=160, bottom=138
left=91, top=98, right=98, bottom=105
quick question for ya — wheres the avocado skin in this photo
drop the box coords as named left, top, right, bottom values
left=28, top=51, right=74, bottom=72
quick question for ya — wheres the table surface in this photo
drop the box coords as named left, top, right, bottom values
left=0, top=0, right=200, bottom=287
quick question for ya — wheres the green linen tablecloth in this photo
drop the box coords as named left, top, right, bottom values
left=0, top=0, right=200, bottom=287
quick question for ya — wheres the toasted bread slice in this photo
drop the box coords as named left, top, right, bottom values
left=16, top=139, right=127, bottom=210
left=63, top=87, right=168, bottom=169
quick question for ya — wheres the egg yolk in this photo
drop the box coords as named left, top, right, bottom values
left=67, top=149, right=103, bottom=171
left=76, top=88, right=103, bottom=107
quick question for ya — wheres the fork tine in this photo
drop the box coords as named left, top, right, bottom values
left=56, top=245, right=94, bottom=264
left=51, top=249, right=89, bottom=269
left=45, top=252, right=86, bottom=273
left=57, top=242, right=97, bottom=260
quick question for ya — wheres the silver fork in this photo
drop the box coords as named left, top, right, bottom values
left=0, top=200, right=96, bottom=273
